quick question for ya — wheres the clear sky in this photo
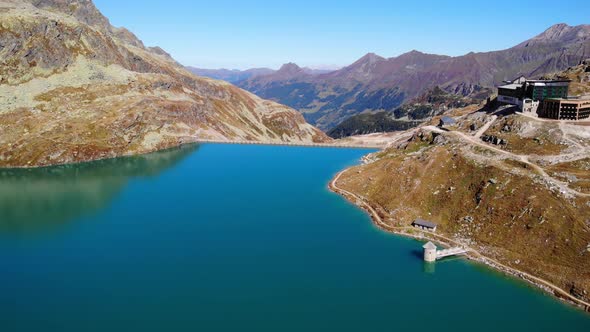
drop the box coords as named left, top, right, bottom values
left=94, top=0, right=590, bottom=70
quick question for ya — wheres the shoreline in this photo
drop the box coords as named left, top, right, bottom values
left=0, top=139, right=382, bottom=170
left=328, top=167, right=590, bottom=314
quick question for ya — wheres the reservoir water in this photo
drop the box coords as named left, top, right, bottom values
left=0, top=144, right=588, bottom=331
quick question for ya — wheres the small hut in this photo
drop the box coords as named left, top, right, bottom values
left=438, top=116, right=456, bottom=128
left=412, top=218, right=437, bottom=232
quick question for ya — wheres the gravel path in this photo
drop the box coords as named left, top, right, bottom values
left=330, top=168, right=590, bottom=311
left=422, top=125, right=590, bottom=198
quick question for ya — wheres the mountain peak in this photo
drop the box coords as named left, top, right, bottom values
left=334, top=53, right=386, bottom=81
left=30, top=0, right=148, bottom=51
left=1, top=0, right=330, bottom=166
left=31, top=0, right=111, bottom=29
left=278, top=62, right=303, bottom=74
left=356, top=52, right=386, bottom=64
left=546, top=23, right=571, bottom=31
left=396, top=50, right=427, bottom=59
left=522, top=23, right=590, bottom=46
left=537, top=23, right=573, bottom=40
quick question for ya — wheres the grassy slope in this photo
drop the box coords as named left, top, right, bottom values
left=337, top=122, right=590, bottom=301
left=327, top=87, right=483, bottom=138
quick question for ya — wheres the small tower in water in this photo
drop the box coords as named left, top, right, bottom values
left=423, top=242, right=437, bottom=262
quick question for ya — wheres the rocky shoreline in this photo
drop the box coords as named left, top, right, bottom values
left=329, top=168, right=590, bottom=314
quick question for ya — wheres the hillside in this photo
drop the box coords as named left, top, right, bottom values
left=332, top=110, right=590, bottom=305
left=237, top=24, right=590, bottom=130
left=541, top=61, right=590, bottom=96
left=327, top=113, right=422, bottom=139
left=0, top=0, right=329, bottom=168
left=327, top=87, right=482, bottom=138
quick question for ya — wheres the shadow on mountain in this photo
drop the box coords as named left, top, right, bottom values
left=480, top=98, right=519, bottom=116
left=0, top=144, right=199, bottom=236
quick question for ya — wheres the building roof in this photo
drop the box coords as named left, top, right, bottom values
left=413, top=218, right=438, bottom=228
left=498, top=83, right=522, bottom=90
left=510, top=76, right=527, bottom=84
left=439, top=116, right=456, bottom=125
left=545, top=98, right=590, bottom=105
left=499, top=79, right=571, bottom=89
left=423, top=241, right=437, bottom=250
left=525, top=79, right=571, bottom=83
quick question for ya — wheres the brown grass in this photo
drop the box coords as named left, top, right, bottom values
left=483, top=116, right=567, bottom=156
left=546, top=158, right=590, bottom=194
left=338, top=140, right=590, bottom=300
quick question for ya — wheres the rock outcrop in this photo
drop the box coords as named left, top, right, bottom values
left=0, top=0, right=329, bottom=167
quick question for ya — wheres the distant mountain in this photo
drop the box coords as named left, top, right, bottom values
left=187, top=64, right=333, bottom=83
left=236, top=23, right=590, bottom=130
left=326, top=113, right=422, bottom=139
left=186, top=67, right=274, bottom=83
left=327, top=87, right=479, bottom=138
left=0, top=0, right=329, bottom=168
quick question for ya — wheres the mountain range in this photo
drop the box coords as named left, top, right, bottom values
left=0, top=0, right=328, bottom=168
left=187, top=65, right=333, bottom=83
left=230, top=23, right=590, bottom=130
left=186, top=67, right=275, bottom=83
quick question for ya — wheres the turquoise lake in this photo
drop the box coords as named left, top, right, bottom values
left=0, top=143, right=588, bottom=331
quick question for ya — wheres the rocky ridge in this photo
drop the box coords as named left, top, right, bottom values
left=0, top=0, right=329, bottom=168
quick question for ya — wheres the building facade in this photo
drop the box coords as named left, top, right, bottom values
left=497, top=83, right=525, bottom=106
left=541, top=98, right=590, bottom=120
left=412, top=219, right=438, bottom=232
left=423, top=242, right=437, bottom=263
left=524, top=80, right=570, bottom=101
left=496, top=78, right=590, bottom=120
left=498, top=79, right=570, bottom=105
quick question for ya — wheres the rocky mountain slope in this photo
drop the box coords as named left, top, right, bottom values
left=333, top=108, right=590, bottom=305
left=237, top=24, right=590, bottom=130
left=327, top=87, right=483, bottom=138
left=542, top=61, right=590, bottom=96
left=0, top=0, right=329, bottom=168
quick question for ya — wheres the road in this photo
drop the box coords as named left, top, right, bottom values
left=329, top=168, right=590, bottom=311
left=474, top=115, right=497, bottom=139
left=422, top=124, right=590, bottom=198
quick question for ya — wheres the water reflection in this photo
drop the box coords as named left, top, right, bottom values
left=0, top=144, right=198, bottom=235
left=423, top=262, right=435, bottom=274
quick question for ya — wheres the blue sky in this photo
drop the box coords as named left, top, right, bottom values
left=94, top=0, right=590, bottom=70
